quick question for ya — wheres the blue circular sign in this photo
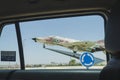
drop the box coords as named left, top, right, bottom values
left=80, top=52, right=95, bottom=67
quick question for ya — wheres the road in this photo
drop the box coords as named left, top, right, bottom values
left=26, top=66, right=104, bottom=70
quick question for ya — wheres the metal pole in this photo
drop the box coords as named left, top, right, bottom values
left=15, top=22, right=25, bottom=70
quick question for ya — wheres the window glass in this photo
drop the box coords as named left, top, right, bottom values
left=20, top=15, right=106, bottom=70
left=0, top=24, right=20, bottom=70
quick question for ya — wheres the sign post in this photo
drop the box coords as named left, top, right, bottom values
left=80, top=52, right=95, bottom=69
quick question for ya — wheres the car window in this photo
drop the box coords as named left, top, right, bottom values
left=19, top=15, right=106, bottom=70
left=0, top=15, right=106, bottom=70
left=0, top=24, right=20, bottom=70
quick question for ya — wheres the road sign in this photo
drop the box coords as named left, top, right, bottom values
left=80, top=52, right=94, bottom=68
left=1, top=51, right=16, bottom=61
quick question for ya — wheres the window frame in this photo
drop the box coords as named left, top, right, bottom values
left=0, top=10, right=109, bottom=70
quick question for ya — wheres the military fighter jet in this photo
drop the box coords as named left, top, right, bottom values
left=32, top=36, right=105, bottom=53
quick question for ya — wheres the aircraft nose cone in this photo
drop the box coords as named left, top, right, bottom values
left=32, top=38, right=37, bottom=42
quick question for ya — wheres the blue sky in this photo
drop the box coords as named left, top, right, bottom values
left=0, top=15, right=105, bottom=66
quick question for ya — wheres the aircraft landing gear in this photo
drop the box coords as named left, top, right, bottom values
left=73, top=51, right=77, bottom=53
left=73, top=46, right=78, bottom=53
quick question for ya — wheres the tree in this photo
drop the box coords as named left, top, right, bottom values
left=69, top=59, right=76, bottom=66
